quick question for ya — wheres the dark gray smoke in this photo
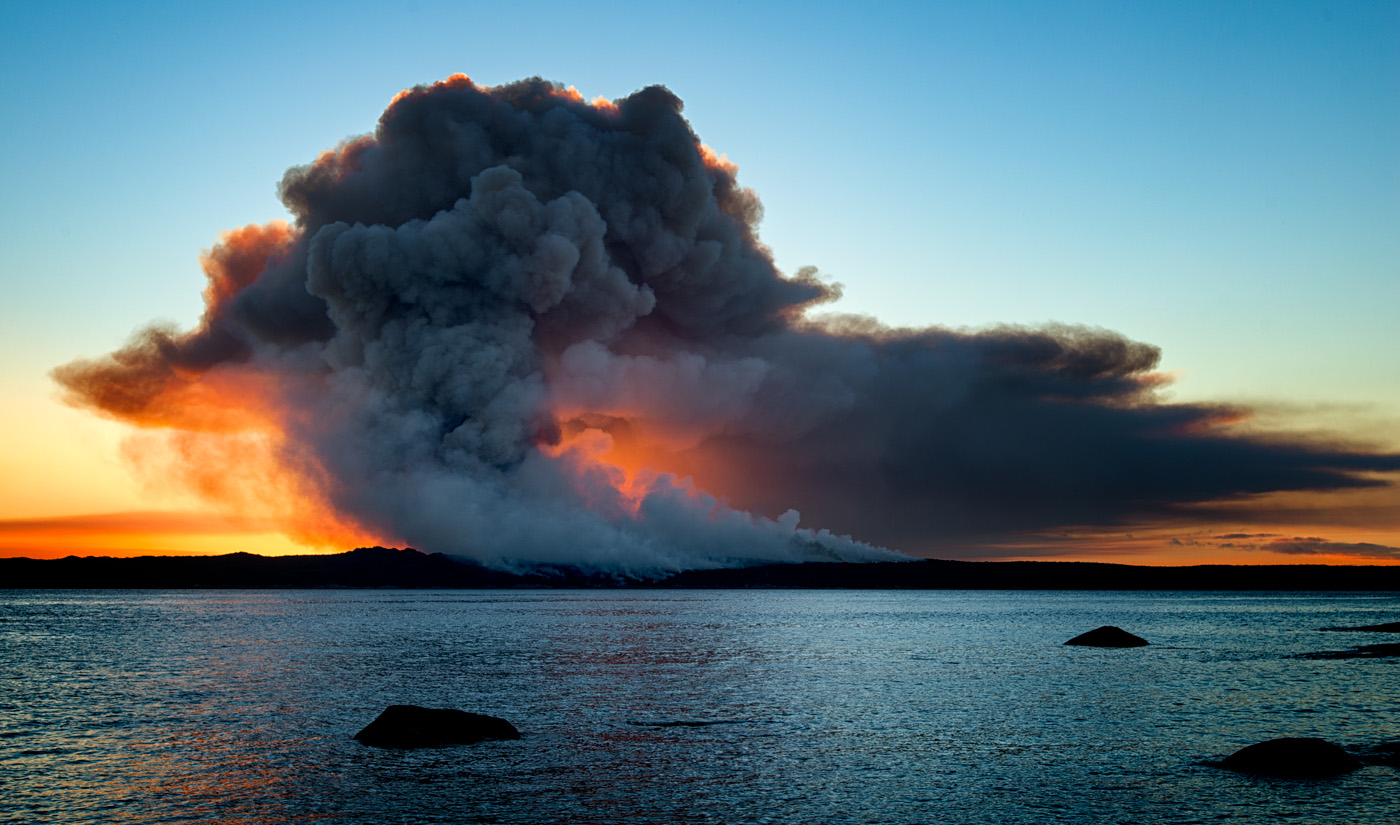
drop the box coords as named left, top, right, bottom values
left=53, top=75, right=1400, bottom=568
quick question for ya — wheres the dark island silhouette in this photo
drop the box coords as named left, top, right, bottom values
left=1064, top=626, right=1150, bottom=647
left=1213, top=737, right=1362, bottom=777
left=354, top=705, right=519, bottom=749
left=5, top=547, right=1400, bottom=589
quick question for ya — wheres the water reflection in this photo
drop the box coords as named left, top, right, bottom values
left=3, top=590, right=1400, bottom=824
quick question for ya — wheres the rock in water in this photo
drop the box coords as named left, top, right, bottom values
left=1063, top=626, right=1149, bottom=647
left=354, top=705, right=521, bottom=748
left=1219, top=738, right=1360, bottom=777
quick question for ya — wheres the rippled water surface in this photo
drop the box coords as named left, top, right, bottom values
left=3, top=589, right=1398, bottom=823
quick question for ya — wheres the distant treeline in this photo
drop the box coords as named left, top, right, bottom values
left=4, top=547, right=1400, bottom=590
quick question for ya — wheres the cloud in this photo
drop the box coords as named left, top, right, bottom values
left=1170, top=530, right=1400, bottom=561
left=50, top=75, right=1400, bottom=569
left=1262, top=537, right=1400, bottom=560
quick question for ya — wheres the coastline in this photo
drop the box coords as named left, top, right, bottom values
left=5, top=546, right=1400, bottom=590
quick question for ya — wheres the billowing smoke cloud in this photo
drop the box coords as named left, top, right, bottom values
left=53, top=75, right=1400, bottom=569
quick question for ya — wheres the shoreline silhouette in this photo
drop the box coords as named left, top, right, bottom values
left=4, top=546, right=1400, bottom=590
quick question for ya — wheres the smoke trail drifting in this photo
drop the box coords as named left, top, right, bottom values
left=54, top=75, right=1399, bottom=569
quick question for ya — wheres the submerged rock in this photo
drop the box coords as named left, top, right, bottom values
left=1063, top=626, right=1149, bottom=647
left=354, top=705, right=520, bottom=748
left=1217, top=737, right=1360, bottom=777
left=1298, top=642, right=1400, bottom=660
left=631, top=720, right=735, bottom=728
left=1355, top=741, right=1400, bottom=768
left=1319, top=621, right=1400, bottom=633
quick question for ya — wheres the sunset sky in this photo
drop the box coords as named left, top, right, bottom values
left=2, top=1, right=1397, bottom=565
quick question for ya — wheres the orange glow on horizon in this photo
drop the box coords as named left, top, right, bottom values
left=113, top=425, right=393, bottom=553
left=0, top=511, right=343, bottom=559
left=977, top=516, right=1400, bottom=567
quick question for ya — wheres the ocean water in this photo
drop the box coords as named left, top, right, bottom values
left=2, top=589, right=1398, bottom=824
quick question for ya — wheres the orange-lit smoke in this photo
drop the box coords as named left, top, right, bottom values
left=53, top=223, right=389, bottom=554
left=698, top=144, right=738, bottom=176
left=119, top=428, right=384, bottom=551
left=388, top=72, right=479, bottom=108
left=388, top=74, right=621, bottom=116
left=539, top=425, right=650, bottom=518
left=48, top=74, right=1400, bottom=568
left=199, top=222, right=295, bottom=326
left=537, top=412, right=721, bottom=521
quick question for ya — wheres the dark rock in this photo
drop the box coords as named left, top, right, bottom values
left=354, top=705, right=520, bottom=748
left=1217, top=737, right=1361, bottom=777
left=631, top=719, right=738, bottom=728
left=1298, top=642, right=1400, bottom=660
left=1320, top=621, right=1400, bottom=633
left=1063, top=626, right=1149, bottom=647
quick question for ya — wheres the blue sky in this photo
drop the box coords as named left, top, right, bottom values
left=2, top=0, right=1397, bottom=555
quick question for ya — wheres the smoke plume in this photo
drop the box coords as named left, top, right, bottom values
left=53, top=75, right=1400, bottom=569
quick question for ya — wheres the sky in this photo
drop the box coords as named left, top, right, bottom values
left=1, top=0, right=1397, bottom=565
